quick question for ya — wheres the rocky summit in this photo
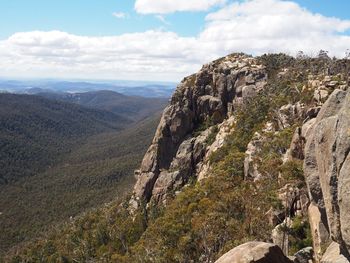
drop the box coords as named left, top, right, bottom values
left=131, top=53, right=350, bottom=262
left=8, top=53, right=350, bottom=263
left=133, top=54, right=267, bottom=204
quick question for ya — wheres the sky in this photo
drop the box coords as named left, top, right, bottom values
left=0, top=0, right=350, bottom=82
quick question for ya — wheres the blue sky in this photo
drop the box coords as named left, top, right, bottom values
left=1, top=0, right=349, bottom=39
left=0, top=0, right=207, bottom=39
left=0, top=0, right=350, bottom=81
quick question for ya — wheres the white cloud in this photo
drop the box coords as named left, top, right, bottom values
left=112, top=12, right=128, bottom=19
left=1, top=0, right=350, bottom=81
left=201, top=0, right=350, bottom=56
left=135, top=0, right=226, bottom=14
left=0, top=30, right=200, bottom=81
left=155, top=15, right=170, bottom=25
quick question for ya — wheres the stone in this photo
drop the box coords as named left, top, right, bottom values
left=321, top=242, right=350, bottom=263
left=277, top=185, right=308, bottom=217
left=277, top=103, right=304, bottom=129
left=294, top=247, right=313, bottom=263
left=197, top=116, right=236, bottom=181
left=303, top=88, right=350, bottom=255
left=214, top=241, right=292, bottom=263
left=242, top=85, right=257, bottom=99
left=314, top=89, right=329, bottom=103
left=284, top=127, right=305, bottom=161
left=326, top=81, right=338, bottom=88
left=272, top=222, right=290, bottom=255
left=308, top=202, right=330, bottom=262
left=244, top=132, right=263, bottom=180
left=266, top=208, right=285, bottom=226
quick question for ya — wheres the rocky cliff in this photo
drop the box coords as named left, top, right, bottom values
left=133, top=54, right=267, bottom=204
left=303, top=88, right=350, bottom=262
left=132, top=53, right=350, bottom=262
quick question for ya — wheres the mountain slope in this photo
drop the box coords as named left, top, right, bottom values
left=0, top=111, right=161, bottom=256
left=7, top=54, right=350, bottom=263
left=37, top=90, right=168, bottom=121
left=0, top=93, right=130, bottom=184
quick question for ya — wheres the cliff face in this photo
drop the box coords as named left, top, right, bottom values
left=133, top=53, right=350, bottom=262
left=133, top=54, right=267, bottom=203
left=303, top=88, right=350, bottom=261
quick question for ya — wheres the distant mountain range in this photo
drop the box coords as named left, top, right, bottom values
left=0, top=79, right=176, bottom=98
left=36, top=90, right=168, bottom=122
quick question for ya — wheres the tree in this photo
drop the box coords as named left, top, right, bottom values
left=346, top=49, right=350, bottom=59
left=296, top=51, right=307, bottom=59
left=317, top=50, right=329, bottom=59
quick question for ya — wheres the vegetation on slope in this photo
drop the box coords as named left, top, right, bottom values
left=6, top=54, right=350, bottom=262
left=37, top=90, right=168, bottom=122
left=0, top=114, right=161, bottom=256
left=0, top=93, right=129, bottom=184
left=0, top=93, right=164, bottom=256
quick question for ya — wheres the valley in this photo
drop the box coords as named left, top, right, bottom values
left=0, top=92, right=165, bottom=256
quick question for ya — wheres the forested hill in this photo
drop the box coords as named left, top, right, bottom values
left=0, top=93, right=129, bottom=184
left=36, top=90, right=168, bottom=121
left=0, top=93, right=164, bottom=256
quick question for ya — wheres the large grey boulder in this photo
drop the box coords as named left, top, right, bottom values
left=303, top=88, right=350, bottom=256
left=214, top=241, right=292, bottom=263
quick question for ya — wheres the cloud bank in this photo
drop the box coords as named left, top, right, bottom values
left=134, top=0, right=226, bottom=14
left=1, top=0, right=350, bottom=81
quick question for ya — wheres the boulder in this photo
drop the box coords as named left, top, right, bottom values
left=272, top=222, right=290, bottom=255
left=294, top=247, right=313, bottom=263
left=303, top=88, right=350, bottom=255
left=277, top=103, right=304, bottom=130
left=313, top=89, right=329, bottom=103
left=244, top=132, right=263, bottom=180
left=321, top=242, right=350, bottom=263
left=308, top=202, right=330, bottom=262
left=214, top=241, right=292, bottom=263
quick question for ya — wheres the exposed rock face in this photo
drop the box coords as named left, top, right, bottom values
left=310, top=75, right=348, bottom=104
left=277, top=102, right=304, bottom=130
left=196, top=116, right=236, bottom=181
left=133, top=54, right=267, bottom=203
left=132, top=53, right=350, bottom=262
left=214, top=241, right=292, bottom=263
left=272, top=220, right=291, bottom=256
left=303, top=88, right=350, bottom=259
left=244, top=132, right=263, bottom=180
left=321, top=242, right=350, bottom=263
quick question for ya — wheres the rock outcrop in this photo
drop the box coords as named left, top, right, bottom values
left=133, top=54, right=267, bottom=203
left=303, top=88, right=350, bottom=261
left=132, top=53, right=350, bottom=262
left=214, top=241, right=292, bottom=263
